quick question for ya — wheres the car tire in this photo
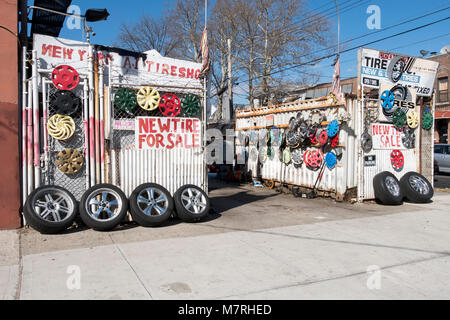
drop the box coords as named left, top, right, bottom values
left=373, top=172, right=403, bottom=205
left=79, top=184, right=128, bottom=231
left=400, top=172, right=434, bottom=203
left=24, top=186, right=78, bottom=234
left=129, top=183, right=174, bottom=227
left=174, top=185, right=210, bottom=223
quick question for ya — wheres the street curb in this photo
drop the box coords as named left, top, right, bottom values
left=435, top=188, right=450, bottom=193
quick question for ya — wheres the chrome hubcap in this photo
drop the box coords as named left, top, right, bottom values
left=181, top=188, right=207, bottom=214
left=85, top=189, right=122, bottom=222
left=136, top=188, right=169, bottom=216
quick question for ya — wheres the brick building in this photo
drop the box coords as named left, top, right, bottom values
left=428, top=52, right=450, bottom=144
left=0, top=0, right=20, bottom=229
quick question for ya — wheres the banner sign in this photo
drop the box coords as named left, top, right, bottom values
left=33, top=34, right=89, bottom=71
left=371, top=124, right=408, bottom=150
left=34, top=34, right=203, bottom=91
left=136, top=117, right=201, bottom=150
left=360, top=48, right=439, bottom=97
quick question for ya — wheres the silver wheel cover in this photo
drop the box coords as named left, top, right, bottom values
left=385, top=176, right=401, bottom=197
left=85, top=188, right=123, bottom=222
left=180, top=188, right=207, bottom=215
left=136, top=187, right=169, bottom=216
left=32, top=188, right=74, bottom=223
left=409, top=175, right=430, bottom=195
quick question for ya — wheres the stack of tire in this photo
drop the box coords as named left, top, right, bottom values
left=24, top=183, right=210, bottom=234
left=373, top=171, right=434, bottom=205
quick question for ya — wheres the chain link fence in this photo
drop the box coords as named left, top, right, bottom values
left=43, top=81, right=87, bottom=200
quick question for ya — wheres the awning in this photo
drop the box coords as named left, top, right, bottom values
left=30, top=0, right=73, bottom=38
left=435, top=110, right=450, bottom=119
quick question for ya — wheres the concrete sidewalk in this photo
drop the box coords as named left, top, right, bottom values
left=1, top=187, right=450, bottom=300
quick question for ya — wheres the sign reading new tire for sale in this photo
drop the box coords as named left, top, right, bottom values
left=136, top=117, right=201, bottom=150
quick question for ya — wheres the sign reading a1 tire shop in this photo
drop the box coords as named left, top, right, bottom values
left=359, top=48, right=439, bottom=97
left=34, top=34, right=203, bottom=94
left=136, top=117, right=202, bottom=150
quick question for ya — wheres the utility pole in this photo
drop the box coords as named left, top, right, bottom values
left=334, top=0, right=340, bottom=55
left=227, top=38, right=233, bottom=120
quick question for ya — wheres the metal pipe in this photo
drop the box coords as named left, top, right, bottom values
left=88, top=43, right=96, bottom=187
left=22, top=47, right=28, bottom=203
left=27, top=81, right=33, bottom=195
left=32, top=50, right=40, bottom=189
left=42, top=78, right=48, bottom=185
left=83, top=80, right=90, bottom=189
left=94, top=59, right=101, bottom=184
left=99, top=66, right=105, bottom=183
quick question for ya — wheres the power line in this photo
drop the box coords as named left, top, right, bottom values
left=233, top=31, right=450, bottom=97
left=238, top=16, right=450, bottom=85
left=308, top=31, right=450, bottom=75
left=262, top=5, right=449, bottom=77
left=269, top=0, right=368, bottom=40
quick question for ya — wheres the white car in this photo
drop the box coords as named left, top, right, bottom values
left=434, top=144, right=450, bottom=174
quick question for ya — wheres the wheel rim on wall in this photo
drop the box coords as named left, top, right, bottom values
left=385, top=176, right=401, bottom=197
left=31, top=189, right=74, bottom=223
left=137, top=187, right=169, bottom=216
left=409, top=175, right=430, bottom=195
left=180, top=188, right=207, bottom=214
left=84, top=188, right=123, bottom=222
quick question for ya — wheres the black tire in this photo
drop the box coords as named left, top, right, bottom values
left=400, top=172, right=434, bottom=203
left=129, top=183, right=174, bottom=227
left=24, top=186, right=78, bottom=234
left=391, top=85, right=407, bottom=101
left=373, top=172, right=403, bottom=205
left=79, top=184, right=128, bottom=231
left=174, top=185, right=210, bottom=223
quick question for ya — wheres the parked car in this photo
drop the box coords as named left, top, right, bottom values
left=434, top=144, right=450, bottom=174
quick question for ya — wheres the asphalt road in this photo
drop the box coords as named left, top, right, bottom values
left=434, top=174, right=450, bottom=189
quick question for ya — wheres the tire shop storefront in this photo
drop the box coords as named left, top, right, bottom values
left=235, top=48, right=439, bottom=204
left=22, top=34, right=209, bottom=234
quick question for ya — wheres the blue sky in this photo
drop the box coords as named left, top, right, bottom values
left=30, top=0, right=450, bottom=103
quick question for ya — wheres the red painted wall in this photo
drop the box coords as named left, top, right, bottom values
left=0, top=0, right=21, bottom=229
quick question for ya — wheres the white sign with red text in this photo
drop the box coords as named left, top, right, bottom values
left=34, top=34, right=203, bottom=92
left=136, top=117, right=202, bottom=150
left=371, top=124, right=408, bottom=150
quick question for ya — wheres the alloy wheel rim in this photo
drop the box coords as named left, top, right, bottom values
left=385, top=176, right=401, bottom=197
left=180, top=188, right=207, bottom=215
left=33, top=189, right=73, bottom=223
left=85, top=188, right=122, bottom=222
left=409, top=175, right=430, bottom=195
left=137, top=188, right=169, bottom=216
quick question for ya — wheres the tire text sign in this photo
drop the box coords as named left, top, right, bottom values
left=359, top=48, right=439, bottom=97
left=136, top=117, right=201, bottom=150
